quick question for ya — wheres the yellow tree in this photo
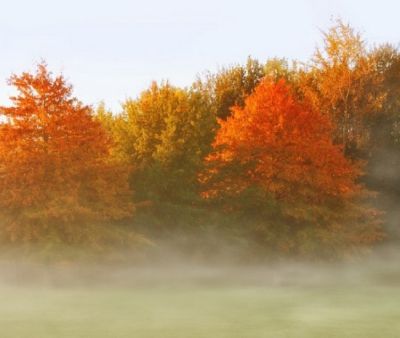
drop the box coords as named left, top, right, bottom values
left=119, top=81, right=216, bottom=203
left=301, top=19, right=386, bottom=158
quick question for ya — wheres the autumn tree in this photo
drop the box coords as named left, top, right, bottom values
left=201, top=79, right=382, bottom=257
left=195, top=56, right=265, bottom=120
left=0, top=64, right=134, bottom=246
left=116, top=81, right=216, bottom=203
left=300, top=19, right=386, bottom=158
left=363, top=45, right=400, bottom=198
left=95, top=102, right=132, bottom=164
left=263, top=57, right=299, bottom=84
left=195, top=57, right=301, bottom=121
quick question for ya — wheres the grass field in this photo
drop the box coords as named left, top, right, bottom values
left=0, top=284, right=399, bottom=338
left=0, top=252, right=399, bottom=338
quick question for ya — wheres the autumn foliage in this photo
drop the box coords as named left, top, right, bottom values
left=0, top=64, right=133, bottom=245
left=298, top=20, right=387, bottom=158
left=202, top=79, right=359, bottom=201
left=201, top=79, right=383, bottom=256
left=0, top=19, right=398, bottom=259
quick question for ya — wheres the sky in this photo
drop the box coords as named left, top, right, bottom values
left=0, top=0, right=399, bottom=111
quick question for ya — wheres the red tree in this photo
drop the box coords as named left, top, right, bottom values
left=201, top=79, right=382, bottom=256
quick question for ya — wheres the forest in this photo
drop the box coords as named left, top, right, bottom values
left=0, top=19, right=399, bottom=261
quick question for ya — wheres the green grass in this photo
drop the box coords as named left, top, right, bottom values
left=0, top=268, right=399, bottom=338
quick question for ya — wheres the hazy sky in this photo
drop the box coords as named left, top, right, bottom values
left=0, top=0, right=399, bottom=111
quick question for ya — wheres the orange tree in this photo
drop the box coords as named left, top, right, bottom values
left=299, top=19, right=386, bottom=159
left=0, top=64, right=134, bottom=247
left=200, top=79, right=383, bottom=257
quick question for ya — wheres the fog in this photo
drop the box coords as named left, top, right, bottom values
left=0, top=244, right=398, bottom=288
left=0, top=242, right=398, bottom=338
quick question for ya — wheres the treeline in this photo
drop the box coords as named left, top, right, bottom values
left=0, top=20, right=399, bottom=260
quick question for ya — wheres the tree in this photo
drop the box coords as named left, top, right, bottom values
left=364, top=45, right=400, bottom=198
left=196, top=56, right=265, bottom=119
left=95, top=102, right=132, bottom=164
left=0, top=64, right=134, bottom=245
left=201, top=79, right=382, bottom=256
left=263, top=57, right=299, bottom=84
left=120, top=81, right=216, bottom=203
left=301, top=19, right=386, bottom=158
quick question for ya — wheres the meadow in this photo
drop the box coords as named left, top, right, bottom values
left=0, top=250, right=399, bottom=338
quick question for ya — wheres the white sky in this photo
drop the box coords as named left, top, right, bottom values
left=0, top=0, right=399, bottom=111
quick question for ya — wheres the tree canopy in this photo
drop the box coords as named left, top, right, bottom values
left=0, top=19, right=397, bottom=260
left=201, top=79, right=382, bottom=256
left=0, top=64, right=133, bottom=245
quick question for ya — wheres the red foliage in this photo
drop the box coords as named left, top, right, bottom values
left=0, top=64, right=133, bottom=243
left=201, top=79, right=383, bottom=255
left=202, top=79, right=360, bottom=204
